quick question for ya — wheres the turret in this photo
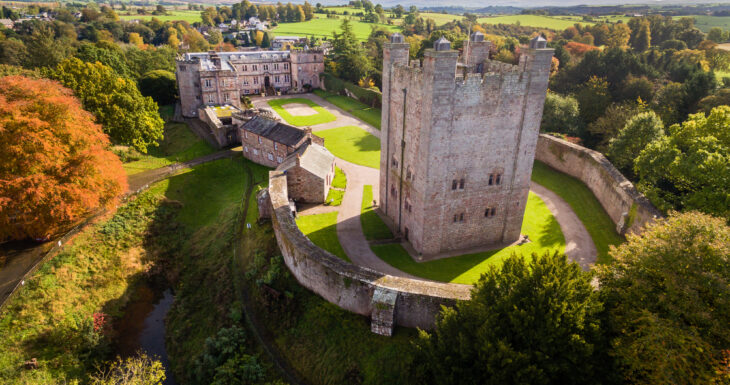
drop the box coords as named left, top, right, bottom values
left=463, top=31, right=491, bottom=72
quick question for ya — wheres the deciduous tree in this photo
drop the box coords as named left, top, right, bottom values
left=607, top=111, right=664, bottom=176
left=52, top=58, right=164, bottom=153
left=411, top=253, right=609, bottom=385
left=599, top=212, right=730, bottom=385
left=0, top=76, right=127, bottom=241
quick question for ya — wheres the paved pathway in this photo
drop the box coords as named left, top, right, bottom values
left=256, top=94, right=598, bottom=273
left=251, top=93, right=381, bottom=138
left=530, top=182, right=597, bottom=270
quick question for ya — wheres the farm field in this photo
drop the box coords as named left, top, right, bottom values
left=118, top=10, right=202, bottom=23
left=270, top=16, right=400, bottom=41
left=690, top=15, right=730, bottom=33
left=477, top=14, right=595, bottom=30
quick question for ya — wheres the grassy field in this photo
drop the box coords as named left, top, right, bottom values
left=295, top=212, right=349, bottom=261
left=689, top=15, right=730, bottom=33
left=118, top=10, right=202, bottom=23
left=314, top=126, right=381, bottom=169
left=531, top=161, right=624, bottom=263
left=332, top=166, right=347, bottom=189
left=0, top=157, right=272, bottom=384
left=122, top=121, right=214, bottom=175
left=267, top=97, right=336, bottom=126
left=477, top=14, right=594, bottom=30
left=271, top=16, right=400, bottom=41
left=371, top=192, right=565, bottom=284
left=314, top=89, right=382, bottom=129
left=361, top=185, right=393, bottom=240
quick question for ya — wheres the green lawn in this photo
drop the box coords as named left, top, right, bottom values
left=371, top=192, right=565, bottom=284
left=314, top=89, right=382, bottom=129
left=267, top=98, right=336, bottom=126
left=271, top=16, right=400, bottom=41
left=119, top=9, right=202, bottom=23
left=477, top=14, right=594, bottom=29
left=688, top=15, right=730, bottom=33
left=325, top=189, right=344, bottom=206
left=314, top=126, right=380, bottom=169
left=361, top=185, right=393, bottom=240
left=122, top=122, right=215, bottom=175
left=296, top=212, right=349, bottom=261
left=332, top=166, right=347, bottom=189
left=531, top=160, right=624, bottom=263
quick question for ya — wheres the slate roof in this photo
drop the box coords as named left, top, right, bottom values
left=278, top=142, right=334, bottom=180
left=241, top=116, right=306, bottom=147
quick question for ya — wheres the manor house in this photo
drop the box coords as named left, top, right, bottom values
left=176, top=49, right=324, bottom=117
left=379, top=33, right=554, bottom=257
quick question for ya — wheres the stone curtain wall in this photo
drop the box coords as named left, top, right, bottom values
left=534, top=134, right=662, bottom=234
left=266, top=171, right=471, bottom=333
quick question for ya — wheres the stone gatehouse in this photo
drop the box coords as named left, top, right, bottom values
left=379, top=33, right=554, bottom=257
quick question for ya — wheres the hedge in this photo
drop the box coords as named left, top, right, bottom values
left=320, top=72, right=382, bottom=108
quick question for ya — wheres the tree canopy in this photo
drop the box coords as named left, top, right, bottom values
left=52, top=58, right=164, bottom=153
left=411, top=253, right=608, bottom=385
left=0, top=76, right=126, bottom=241
left=138, top=69, right=177, bottom=106
left=599, top=211, right=730, bottom=385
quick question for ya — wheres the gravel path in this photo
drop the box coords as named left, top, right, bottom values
left=530, top=182, right=598, bottom=270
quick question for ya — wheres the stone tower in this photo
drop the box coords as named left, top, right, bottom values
left=378, top=32, right=554, bottom=257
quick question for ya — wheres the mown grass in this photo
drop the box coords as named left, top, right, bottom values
left=295, top=212, right=349, bottom=262
left=122, top=122, right=215, bottom=175
left=325, top=189, right=344, bottom=206
left=271, top=16, right=400, bottom=41
left=371, top=192, right=565, bottom=284
left=332, top=166, right=347, bottom=189
left=314, top=89, right=382, bottom=129
left=361, top=185, right=393, bottom=240
left=315, top=125, right=381, bottom=169
left=0, top=157, right=271, bottom=384
left=477, top=14, right=595, bottom=29
left=531, top=161, right=624, bottom=263
left=118, top=9, right=202, bottom=23
left=267, top=97, right=336, bottom=126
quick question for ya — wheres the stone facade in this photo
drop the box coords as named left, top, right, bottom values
left=534, top=134, right=662, bottom=234
left=379, top=33, right=554, bottom=257
left=277, top=142, right=336, bottom=204
left=238, top=115, right=323, bottom=168
left=176, top=49, right=325, bottom=117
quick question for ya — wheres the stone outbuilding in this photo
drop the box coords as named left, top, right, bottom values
left=276, top=142, right=335, bottom=203
left=240, top=115, right=323, bottom=168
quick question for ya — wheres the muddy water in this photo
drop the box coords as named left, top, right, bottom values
left=116, top=284, right=177, bottom=385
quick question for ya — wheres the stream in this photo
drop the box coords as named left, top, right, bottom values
left=116, top=283, right=177, bottom=385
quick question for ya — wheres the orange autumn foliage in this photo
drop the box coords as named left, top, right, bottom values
left=563, top=41, right=599, bottom=58
left=0, top=76, right=127, bottom=241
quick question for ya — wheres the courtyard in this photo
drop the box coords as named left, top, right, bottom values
left=254, top=93, right=621, bottom=284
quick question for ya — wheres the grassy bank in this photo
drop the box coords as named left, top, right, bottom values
left=121, top=121, right=214, bottom=175
left=371, top=192, right=565, bottom=284
left=0, top=157, right=279, bottom=384
left=531, top=160, right=624, bottom=263
left=240, top=209, right=417, bottom=385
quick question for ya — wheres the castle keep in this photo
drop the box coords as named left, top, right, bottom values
left=379, top=33, right=554, bottom=257
left=176, top=49, right=324, bottom=117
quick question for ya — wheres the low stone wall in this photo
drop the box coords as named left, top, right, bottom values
left=266, top=171, right=470, bottom=333
left=534, top=134, right=662, bottom=234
